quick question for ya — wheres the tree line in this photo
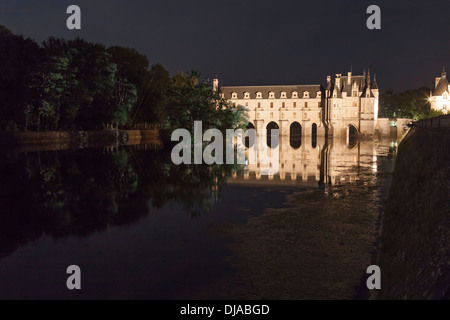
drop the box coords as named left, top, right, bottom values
left=0, top=25, right=246, bottom=134
left=379, top=87, right=443, bottom=120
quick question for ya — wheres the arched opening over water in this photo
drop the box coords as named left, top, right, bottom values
left=266, top=121, right=279, bottom=148
left=245, top=122, right=255, bottom=148
left=348, top=125, right=358, bottom=149
left=311, top=123, right=317, bottom=149
left=290, top=122, right=302, bottom=149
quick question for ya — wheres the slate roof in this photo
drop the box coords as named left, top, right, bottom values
left=221, top=85, right=323, bottom=99
left=433, top=74, right=449, bottom=96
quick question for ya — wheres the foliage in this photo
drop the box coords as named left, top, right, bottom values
left=0, top=26, right=170, bottom=131
left=161, top=71, right=248, bottom=139
left=379, top=87, right=436, bottom=120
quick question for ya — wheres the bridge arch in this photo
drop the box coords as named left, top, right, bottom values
left=245, top=122, right=256, bottom=148
left=266, top=121, right=279, bottom=148
left=290, top=122, right=302, bottom=149
left=347, top=124, right=358, bottom=149
left=311, top=123, right=318, bottom=148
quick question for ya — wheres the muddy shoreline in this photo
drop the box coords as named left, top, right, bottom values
left=218, top=145, right=396, bottom=300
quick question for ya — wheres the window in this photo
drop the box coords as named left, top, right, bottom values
left=282, top=102, right=285, bottom=108
left=245, top=103, right=249, bottom=109
left=353, top=91, right=358, bottom=97
left=293, top=112, right=296, bottom=118
left=303, top=91, right=310, bottom=98
left=444, top=93, right=448, bottom=99
left=258, top=102, right=261, bottom=108
left=244, top=92, right=250, bottom=99
left=304, top=102, right=308, bottom=108
left=293, top=102, right=297, bottom=108
left=269, top=92, right=275, bottom=98
left=318, top=102, right=321, bottom=108
left=270, top=112, right=273, bottom=118
left=231, top=92, right=237, bottom=99
left=353, top=102, right=357, bottom=107
left=281, top=113, right=285, bottom=119
left=292, top=91, right=298, bottom=98
left=317, top=92, right=321, bottom=98
left=270, top=102, right=274, bottom=108
left=281, top=92, right=287, bottom=98
left=256, top=92, right=262, bottom=98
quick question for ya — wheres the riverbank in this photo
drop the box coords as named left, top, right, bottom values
left=0, top=129, right=160, bottom=153
left=377, top=127, right=450, bottom=299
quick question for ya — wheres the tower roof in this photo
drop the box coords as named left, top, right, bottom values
left=372, top=74, right=379, bottom=90
left=433, top=71, right=449, bottom=96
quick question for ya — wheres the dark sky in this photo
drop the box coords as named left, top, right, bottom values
left=1, top=0, right=450, bottom=92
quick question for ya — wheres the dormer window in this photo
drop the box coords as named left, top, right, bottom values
left=280, top=92, right=287, bottom=98
left=256, top=92, right=262, bottom=99
left=244, top=92, right=250, bottom=99
left=444, top=92, right=448, bottom=100
left=303, top=91, right=310, bottom=98
left=353, top=91, right=358, bottom=97
left=316, top=91, right=321, bottom=98
left=269, top=92, right=275, bottom=99
left=292, top=91, right=298, bottom=98
left=366, top=92, right=370, bottom=98
left=231, top=92, right=238, bottom=99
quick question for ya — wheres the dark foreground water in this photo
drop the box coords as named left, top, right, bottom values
left=0, top=137, right=397, bottom=299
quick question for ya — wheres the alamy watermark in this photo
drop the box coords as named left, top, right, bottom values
left=171, top=121, right=280, bottom=175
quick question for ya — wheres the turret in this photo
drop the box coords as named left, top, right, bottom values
left=213, top=78, right=219, bottom=92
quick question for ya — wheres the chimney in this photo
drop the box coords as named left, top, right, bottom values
left=327, top=75, right=331, bottom=83
left=348, top=72, right=352, bottom=85
left=335, top=74, right=342, bottom=89
left=213, top=78, right=219, bottom=92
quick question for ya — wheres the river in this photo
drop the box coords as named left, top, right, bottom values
left=0, top=135, right=397, bottom=299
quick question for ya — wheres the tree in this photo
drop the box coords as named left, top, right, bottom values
left=0, top=25, right=42, bottom=130
left=379, top=87, right=433, bottom=120
left=161, top=71, right=248, bottom=140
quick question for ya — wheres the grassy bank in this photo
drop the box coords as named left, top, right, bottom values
left=0, top=129, right=160, bottom=152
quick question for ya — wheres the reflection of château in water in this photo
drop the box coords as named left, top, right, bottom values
left=229, top=135, right=381, bottom=187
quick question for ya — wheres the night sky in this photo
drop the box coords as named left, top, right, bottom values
left=1, top=0, right=450, bottom=92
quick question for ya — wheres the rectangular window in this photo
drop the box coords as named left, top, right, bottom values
left=270, top=102, right=274, bottom=108
left=258, top=102, right=261, bottom=108
left=304, top=102, right=308, bottom=108
left=293, top=102, right=297, bottom=108
left=293, top=112, right=296, bottom=118
left=318, top=102, right=321, bottom=108
left=282, top=102, right=285, bottom=108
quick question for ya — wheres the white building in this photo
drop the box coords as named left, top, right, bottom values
left=430, top=68, right=450, bottom=114
left=220, top=70, right=379, bottom=139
